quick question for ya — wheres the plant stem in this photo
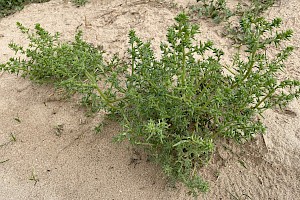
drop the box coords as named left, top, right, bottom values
left=131, top=42, right=135, bottom=87
left=165, top=93, right=182, bottom=100
left=181, top=47, right=186, bottom=86
left=223, top=64, right=236, bottom=75
left=85, top=71, right=117, bottom=110
left=253, top=88, right=276, bottom=109
left=231, top=42, right=259, bottom=89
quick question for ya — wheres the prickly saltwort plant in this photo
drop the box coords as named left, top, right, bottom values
left=1, top=13, right=299, bottom=196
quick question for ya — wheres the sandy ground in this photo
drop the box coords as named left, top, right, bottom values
left=0, top=0, right=300, bottom=199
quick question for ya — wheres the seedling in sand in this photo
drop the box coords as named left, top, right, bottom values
left=14, top=116, right=21, bottom=123
left=14, top=117, right=21, bottom=123
left=29, top=170, right=39, bottom=185
left=0, top=133, right=17, bottom=147
left=94, top=122, right=104, bottom=134
left=10, top=133, right=17, bottom=142
left=54, top=124, right=64, bottom=136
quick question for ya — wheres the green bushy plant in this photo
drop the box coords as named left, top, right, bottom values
left=0, top=0, right=49, bottom=18
left=190, top=0, right=232, bottom=23
left=0, top=22, right=105, bottom=112
left=190, top=0, right=278, bottom=24
left=243, top=0, right=278, bottom=16
left=72, top=0, right=88, bottom=7
left=88, top=14, right=299, bottom=195
left=95, top=14, right=299, bottom=195
left=231, top=0, right=279, bottom=39
left=1, top=13, right=299, bottom=196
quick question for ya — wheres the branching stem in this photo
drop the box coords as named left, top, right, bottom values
left=231, top=41, right=259, bottom=89
left=253, top=88, right=277, bottom=109
left=85, top=71, right=118, bottom=110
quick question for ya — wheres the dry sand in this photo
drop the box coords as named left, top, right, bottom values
left=0, top=0, right=300, bottom=199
